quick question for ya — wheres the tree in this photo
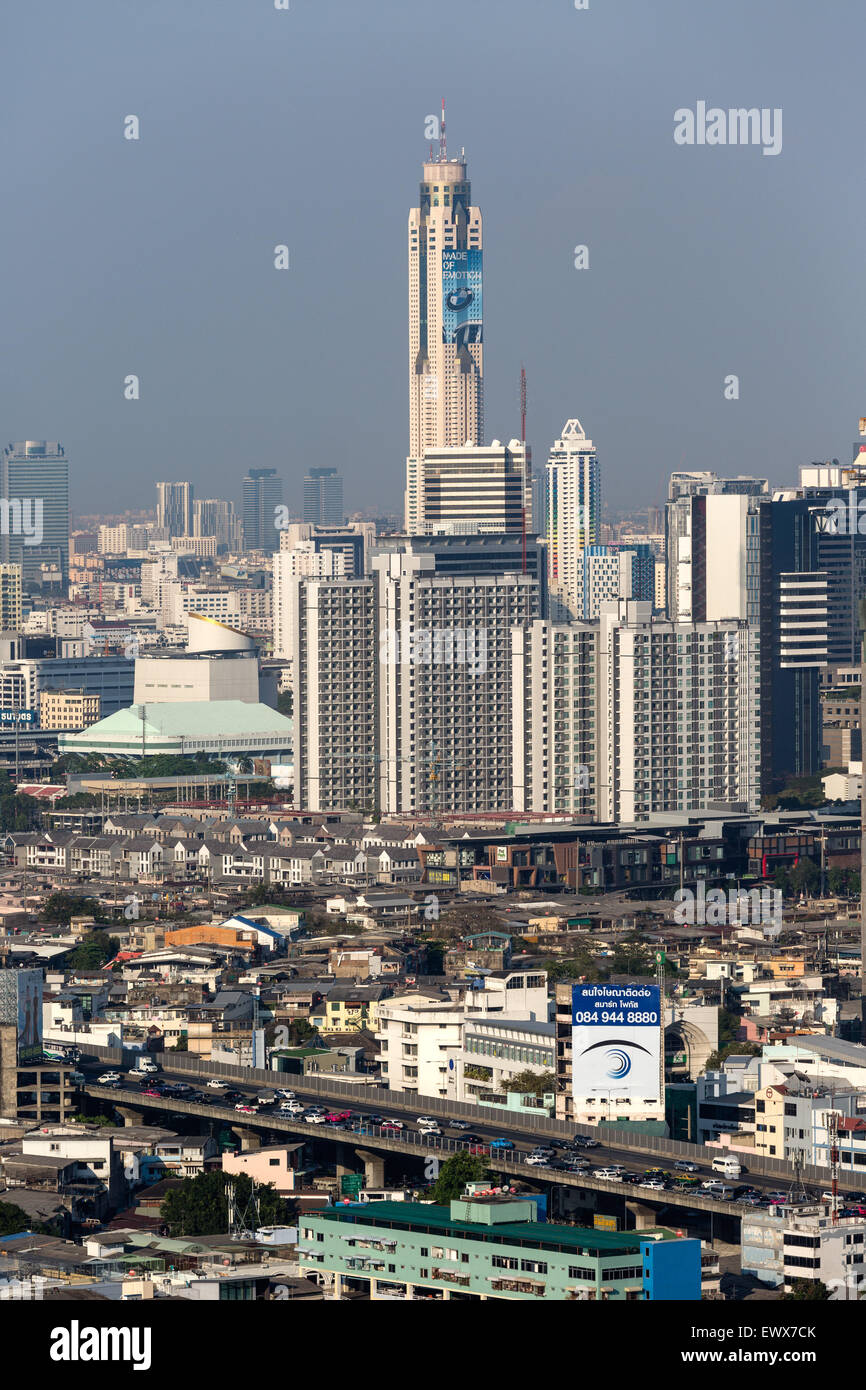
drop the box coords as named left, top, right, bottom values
left=504, top=1070, right=555, bottom=1097
left=430, top=1152, right=491, bottom=1204
left=66, top=930, right=120, bottom=969
left=160, top=1171, right=292, bottom=1237
left=543, top=953, right=601, bottom=983
left=0, top=1199, right=43, bottom=1236
left=277, top=690, right=292, bottom=718
left=781, top=1278, right=831, bottom=1301
left=44, top=893, right=99, bottom=925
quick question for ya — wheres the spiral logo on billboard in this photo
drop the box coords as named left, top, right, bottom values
left=605, top=1048, right=632, bottom=1080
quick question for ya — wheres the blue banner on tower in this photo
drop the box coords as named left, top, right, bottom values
left=442, top=249, right=483, bottom=346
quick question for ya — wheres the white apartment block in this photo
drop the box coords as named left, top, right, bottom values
left=597, top=600, right=761, bottom=821
left=374, top=550, right=540, bottom=814
left=273, top=545, right=347, bottom=660
left=292, top=575, right=378, bottom=812
left=376, top=995, right=464, bottom=1099
left=511, top=620, right=598, bottom=816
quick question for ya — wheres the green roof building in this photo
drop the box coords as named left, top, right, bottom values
left=298, top=1193, right=701, bottom=1301
left=57, top=700, right=292, bottom=760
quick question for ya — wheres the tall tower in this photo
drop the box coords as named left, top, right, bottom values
left=2, top=441, right=70, bottom=587
left=545, top=419, right=600, bottom=615
left=406, top=108, right=483, bottom=531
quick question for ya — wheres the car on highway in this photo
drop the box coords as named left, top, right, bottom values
left=579, top=1137, right=600, bottom=1149
left=382, top=1118, right=404, bottom=1130
left=841, top=1205, right=866, bottom=1217
left=560, top=1158, right=593, bottom=1173
left=142, top=1087, right=164, bottom=1098
left=304, top=1111, right=327, bottom=1124
left=274, top=1089, right=296, bottom=1100
left=674, top=1160, right=699, bottom=1172
left=97, top=1072, right=120, bottom=1084
left=489, top=1138, right=515, bottom=1151
left=592, top=1168, right=622, bottom=1180
left=325, top=1110, right=352, bottom=1123
left=280, top=1100, right=304, bottom=1115
left=206, top=1079, right=228, bottom=1090
left=449, top=1120, right=471, bottom=1131
left=380, top=1121, right=403, bottom=1133
left=100, top=1078, right=121, bottom=1089
left=525, top=1155, right=552, bottom=1167
left=256, top=1093, right=278, bottom=1108
left=529, top=1148, right=555, bottom=1159
left=364, top=1115, right=385, bottom=1126
left=417, top=1116, right=438, bottom=1127
left=467, top=1143, right=489, bottom=1156
left=419, top=1122, right=442, bottom=1136
left=640, top=1179, right=666, bottom=1191
left=234, top=1103, right=257, bottom=1115
left=619, top=1172, right=644, bottom=1184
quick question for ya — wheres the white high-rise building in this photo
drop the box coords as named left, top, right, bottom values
left=273, top=543, right=347, bottom=661
left=374, top=548, right=539, bottom=815
left=406, top=121, right=483, bottom=532
left=545, top=419, right=600, bottom=615
left=597, top=600, right=761, bottom=822
left=410, top=439, right=531, bottom=536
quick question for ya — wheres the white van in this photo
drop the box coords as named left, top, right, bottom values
left=711, top=1156, right=742, bottom=1179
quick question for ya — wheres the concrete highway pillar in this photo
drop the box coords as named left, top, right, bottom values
left=231, top=1126, right=261, bottom=1152
left=115, top=1106, right=145, bottom=1128
left=355, top=1148, right=385, bottom=1187
left=626, top=1200, right=659, bottom=1230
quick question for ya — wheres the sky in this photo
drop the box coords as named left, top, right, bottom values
left=2, top=0, right=865, bottom=522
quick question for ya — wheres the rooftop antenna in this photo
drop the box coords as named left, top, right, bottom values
left=439, top=98, right=447, bottom=162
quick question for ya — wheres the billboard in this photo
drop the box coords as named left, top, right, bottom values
left=571, top=984, right=661, bottom=1104
left=442, top=249, right=483, bottom=346
left=0, top=968, right=44, bottom=1063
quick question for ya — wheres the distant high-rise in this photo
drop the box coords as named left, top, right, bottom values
left=1, top=441, right=70, bottom=585
left=193, top=498, right=238, bottom=548
left=406, top=117, right=483, bottom=531
left=0, top=565, right=22, bottom=631
left=242, top=468, right=283, bottom=551
left=545, top=419, right=599, bottom=615
left=156, top=481, right=194, bottom=538
left=303, top=468, right=343, bottom=527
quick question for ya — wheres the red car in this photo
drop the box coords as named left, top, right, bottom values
left=468, top=1143, right=489, bottom=1156
left=325, top=1111, right=351, bottom=1123
left=142, top=1087, right=162, bottom=1098
left=380, top=1121, right=403, bottom=1133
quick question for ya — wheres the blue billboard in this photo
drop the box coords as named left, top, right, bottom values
left=442, top=249, right=483, bottom=346
left=571, top=984, right=661, bottom=1102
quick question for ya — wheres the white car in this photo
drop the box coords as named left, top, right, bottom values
left=97, top=1072, right=120, bottom=1084
left=207, top=1079, right=228, bottom=1090
left=525, top=1155, right=550, bottom=1167
left=280, top=1100, right=304, bottom=1114
left=305, top=1112, right=327, bottom=1124
left=275, top=1089, right=296, bottom=1101
left=417, top=1116, right=438, bottom=1127
left=419, top=1123, right=442, bottom=1136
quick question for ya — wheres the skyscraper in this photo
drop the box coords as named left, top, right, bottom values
left=545, top=419, right=599, bottom=615
left=156, top=480, right=194, bottom=538
left=242, top=468, right=283, bottom=551
left=303, top=468, right=343, bottom=527
left=1, top=440, right=70, bottom=586
left=406, top=116, right=483, bottom=531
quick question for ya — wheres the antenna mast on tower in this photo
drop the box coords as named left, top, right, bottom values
left=439, top=99, right=447, bottom=161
